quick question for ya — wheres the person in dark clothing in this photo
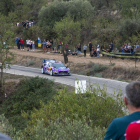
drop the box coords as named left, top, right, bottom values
left=78, top=43, right=81, bottom=52
left=107, top=45, right=112, bottom=52
left=104, top=81, right=140, bottom=140
left=15, top=37, right=19, bottom=49
left=17, top=38, right=20, bottom=49
left=110, top=42, right=113, bottom=51
left=89, top=42, right=92, bottom=56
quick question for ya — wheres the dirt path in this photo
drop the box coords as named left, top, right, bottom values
left=10, top=48, right=140, bottom=69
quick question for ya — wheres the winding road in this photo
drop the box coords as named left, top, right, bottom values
left=4, top=65, right=128, bottom=95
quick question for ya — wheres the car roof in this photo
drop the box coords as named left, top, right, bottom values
left=52, top=61, right=63, bottom=64
left=42, top=59, right=56, bottom=63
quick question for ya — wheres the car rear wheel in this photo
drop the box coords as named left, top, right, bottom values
left=41, top=68, right=45, bottom=74
left=50, top=70, right=53, bottom=76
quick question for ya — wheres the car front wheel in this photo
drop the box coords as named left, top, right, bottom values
left=41, top=67, right=45, bottom=74
left=50, top=70, right=53, bottom=76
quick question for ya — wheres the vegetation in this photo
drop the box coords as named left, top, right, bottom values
left=1, top=77, right=57, bottom=130
left=0, top=13, right=15, bottom=90
left=0, top=77, right=125, bottom=139
left=0, top=0, right=138, bottom=139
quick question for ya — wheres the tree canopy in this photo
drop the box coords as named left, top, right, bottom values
left=38, top=0, right=95, bottom=28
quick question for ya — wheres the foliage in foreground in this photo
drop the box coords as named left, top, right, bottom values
left=22, top=84, right=125, bottom=138
left=0, top=114, right=106, bottom=140
left=0, top=77, right=125, bottom=139
left=1, top=77, right=57, bottom=130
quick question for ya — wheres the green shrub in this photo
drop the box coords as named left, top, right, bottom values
left=0, top=114, right=24, bottom=140
left=78, top=71, right=84, bottom=75
left=23, top=84, right=125, bottom=136
left=87, top=64, right=107, bottom=76
left=92, top=64, right=107, bottom=72
left=28, top=60, right=34, bottom=66
left=94, top=73, right=103, bottom=78
left=28, top=118, right=106, bottom=140
left=110, top=63, right=116, bottom=66
left=13, top=26, right=23, bottom=34
left=1, top=77, right=57, bottom=130
left=0, top=114, right=106, bottom=140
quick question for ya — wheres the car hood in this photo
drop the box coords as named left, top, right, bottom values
left=53, top=67, right=69, bottom=71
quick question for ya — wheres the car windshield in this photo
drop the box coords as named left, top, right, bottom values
left=52, top=63, right=65, bottom=68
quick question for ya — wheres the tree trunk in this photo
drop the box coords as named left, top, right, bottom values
left=62, top=46, right=68, bottom=64
left=0, top=67, right=3, bottom=91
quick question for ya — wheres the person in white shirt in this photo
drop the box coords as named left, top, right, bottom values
left=97, top=45, right=100, bottom=57
left=26, top=39, right=30, bottom=51
left=29, top=22, right=31, bottom=27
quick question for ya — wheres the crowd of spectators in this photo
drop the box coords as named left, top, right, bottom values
left=14, top=37, right=140, bottom=59
left=14, top=20, right=35, bottom=29
left=15, top=37, right=35, bottom=51
left=121, top=43, right=139, bottom=53
left=42, top=39, right=53, bottom=53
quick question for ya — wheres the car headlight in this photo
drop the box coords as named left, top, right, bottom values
left=54, top=68, right=58, bottom=72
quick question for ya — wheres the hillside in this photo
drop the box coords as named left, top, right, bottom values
left=1, top=0, right=140, bottom=51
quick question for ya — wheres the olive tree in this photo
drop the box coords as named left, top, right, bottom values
left=38, top=0, right=95, bottom=28
left=54, top=16, right=81, bottom=64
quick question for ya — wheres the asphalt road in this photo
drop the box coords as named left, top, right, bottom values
left=4, top=65, right=128, bottom=95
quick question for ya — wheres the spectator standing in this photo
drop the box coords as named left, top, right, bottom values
left=89, top=42, right=92, bottom=56
left=42, top=39, right=47, bottom=53
left=15, top=37, right=19, bottom=49
left=17, top=38, right=20, bottom=49
left=50, top=40, right=53, bottom=52
left=110, top=42, right=113, bottom=51
left=83, top=44, right=87, bottom=57
left=19, top=22, right=21, bottom=26
left=97, top=45, right=100, bottom=57
left=136, top=43, right=139, bottom=51
left=47, top=40, right=51, bottom=53
left=104, top=81, right=140, bottom=140
left=29, top=39, right=32, bottom=51
left=33, top=20, right=35, bottom=25
left=32, top=40, right=35, bottom=51
left=20, top=38, right=24, bottom=50
left=23, top=21, right=26, bottom=28
left=29, top=22, right=31, bottom=27
left=26, top=39, right=30, bottom=51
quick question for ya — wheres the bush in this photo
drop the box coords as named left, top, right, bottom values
left=23, top=84, right=125, bottom=137
left=92, top=64, right=107, bottom=72
left=0, top=114, right=106, bottom=140
left=118, top=19, right=140, bottom=44
left=38, top=0, right=95, bottom=28
left=28, top=118, right=106, bottom=140
left=87, top=63, right=107, bottom=76
left=1, top=77, right=57, bottom=130
left=28, top=60, right=34, bottom=66
left=94, top=73, right=103, bottom=78
left=0, top=114, right=24, bottom=140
